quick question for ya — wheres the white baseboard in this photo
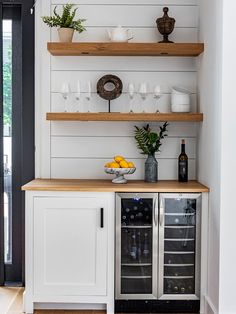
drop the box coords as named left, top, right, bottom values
left=34, top=302, right=106, bottom=310
left=205, top=295, right=218, bottom=314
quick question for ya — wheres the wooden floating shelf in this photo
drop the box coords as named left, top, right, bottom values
left=47, top=42, right=204, bottom=57
left=46, top=112, right=204, bottom=122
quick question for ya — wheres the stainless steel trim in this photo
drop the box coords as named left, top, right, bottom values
left=158, top=294, right=199, bottom=301
left=115, top=194, right=122, bottom=300
left=159, top=197, right=164, bottom=227
left=164, top=276, right=194, bottom=279
left=195, top=194, right=201, bottom=299
left=121, top=276, right=152, bottom=279
left=164, top=238, right=195, bottom=241
left=116, top=192, right=201, bottom=301
left=121, top=225, right=152, bottom=229
left=164, top=264, right=194, bottom=267
left=152, top=195, right=159, bottom=299
left=165, top=213, right=195, bottom=216
left=165, top=225, right=195, bottom=229
left=158, top=193, right=202, bottom=300
left=115, top=193, right=159, bottom=300
left=117, top=294, right=157, bottom=300
left=164, top=251, right=195, bottom=254
left=154, top=197, right=158, bottom=226
left=122, top=263, right=152, bottom=266
left=158, top=194, right=165, bottom=298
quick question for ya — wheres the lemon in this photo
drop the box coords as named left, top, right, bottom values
left=110, top=162, right=120, bottom=168
left=128, top=162, right=135, bottom=168
left=105, top=162, right=111, bottom=168
left=114, top=156, right=124, bottom=163
left=120, top=160, right=129, bottom=168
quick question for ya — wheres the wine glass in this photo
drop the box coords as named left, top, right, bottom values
left=128, top=83, right=135, bottom=112
left=139, top=82, right=148, bottom=112
left=86, top=81, right=92, bottom=112
left=154, top=85, right=162, bottom=112
left=75, top=80, right=81, bottom=112
left=61, top=82, right=71, bottom=112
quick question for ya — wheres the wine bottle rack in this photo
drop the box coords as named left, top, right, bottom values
left=116, top=192, right=201, bottom=301
left=116, top=193, right=155, bottom=298
left=161, top=195, right=200, bottom=296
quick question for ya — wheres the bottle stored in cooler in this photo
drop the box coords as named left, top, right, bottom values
left=143, top=232, right=150, bottom=258
left=122, top=215, right=128, bottom=226
left=173, top=285, right=179, bottom=293
left=130, top=214, right=135, bottom=225
left=130, top=231, right=137, bottom=260
left=116, top=192, right=201, bottom=311
left=137, top=231, right=142, bottom=261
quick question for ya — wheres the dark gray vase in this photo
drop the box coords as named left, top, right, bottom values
left=145, top=154, right=158, bottom=183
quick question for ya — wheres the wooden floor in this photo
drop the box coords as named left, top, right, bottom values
left=0, top=287, right=23, bottom=314
left=0, top=287, right=196, bottom=314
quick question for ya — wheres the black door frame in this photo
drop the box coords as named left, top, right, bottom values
left=0, top=0, right=34, bottom=284
left=0, top=3, right=4, bottom=286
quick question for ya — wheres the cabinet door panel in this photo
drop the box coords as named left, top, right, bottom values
left=33, top=197, right=107, bottom=296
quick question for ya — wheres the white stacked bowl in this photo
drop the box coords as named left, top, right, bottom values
left=171, top=87, right=191, bottom=113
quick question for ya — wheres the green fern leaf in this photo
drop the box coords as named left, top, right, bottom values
left=134, top=122, right=168, bottom=156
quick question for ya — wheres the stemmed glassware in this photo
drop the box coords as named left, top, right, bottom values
left=128, top=83, right=135, bottom=112
left=61, top=82, right=71, bottom=112
left=75, top=80, right=81, bottom=112
left=139, top=82, right=148, bottom=112
left=61, top=81, right=163, bottom=113
left=154, top=85, right=162, bottom=112
left=86, top=81, right=92, bottom=112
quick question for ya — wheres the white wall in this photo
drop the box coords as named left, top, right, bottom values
left=35, top=0, right=199, bottom=180
left=218, top=1, right=236, bottom=313
left=198, top=0, right=223, bottom=313
left=34, top=1, right=236, bottom=312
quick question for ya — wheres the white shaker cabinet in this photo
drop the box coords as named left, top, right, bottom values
left=24, top=191, right=115, bottom=314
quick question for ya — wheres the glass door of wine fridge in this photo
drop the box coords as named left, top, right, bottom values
left=158, top=193, right=201, bottom=300
left=116, top=193, right=158, bottom=299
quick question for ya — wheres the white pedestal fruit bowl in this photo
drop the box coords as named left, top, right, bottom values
left=104, top=167, right=136, bottom=184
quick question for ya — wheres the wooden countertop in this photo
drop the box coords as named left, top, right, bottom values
left=22, top=179, right=209, bottom=193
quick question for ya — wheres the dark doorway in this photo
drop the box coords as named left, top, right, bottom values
left=0, top=0, right=34, bottom=285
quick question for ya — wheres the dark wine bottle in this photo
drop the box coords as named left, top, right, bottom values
left=137, top=231, right=142, bottom=261
left=173, top=285, right=179, bottom=293
left=178, top=139, right=188, bottom=182
left=130, top=231, right=137, bottom=260
left=122, top=215, right=127, bottom=226
left=130, top=214, right=135, bottom=225
left=143, top=232, right=150, bottom=258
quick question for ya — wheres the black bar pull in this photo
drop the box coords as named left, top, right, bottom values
left=100, top=208, right=104, bottom=228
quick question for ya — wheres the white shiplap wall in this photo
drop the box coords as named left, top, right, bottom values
left=36, top=0, right=199, bottom=180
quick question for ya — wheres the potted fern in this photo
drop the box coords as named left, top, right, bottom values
left=134, top=122, right=168, bottom=182
left=42, top=4, right=86, bottom=43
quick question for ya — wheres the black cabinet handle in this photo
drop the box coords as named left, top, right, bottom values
left=100, top=208, right=104, bottom=228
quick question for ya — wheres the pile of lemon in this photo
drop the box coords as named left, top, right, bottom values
left=105, top=156, right=135, bottom=169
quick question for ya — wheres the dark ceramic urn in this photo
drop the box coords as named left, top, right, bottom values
left=156, top=7, right=176, bottom=43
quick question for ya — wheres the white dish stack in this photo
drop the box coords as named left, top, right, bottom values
left=171, top=86, right=191, bottom=112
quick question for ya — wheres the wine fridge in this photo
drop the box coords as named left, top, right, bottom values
left=115, top=193, right=201, bottom=312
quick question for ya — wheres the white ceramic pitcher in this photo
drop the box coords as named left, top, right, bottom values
left=107, top=25, right=133, bottom=42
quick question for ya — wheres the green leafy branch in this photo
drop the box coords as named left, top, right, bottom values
left=134, top=122, right=168, bottom=156
left=42, top=4, right=86, bottom=33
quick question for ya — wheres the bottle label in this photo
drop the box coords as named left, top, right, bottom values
left=179, top=161, right=186, bottom=174
left=179, top=160, right=188, bottom=182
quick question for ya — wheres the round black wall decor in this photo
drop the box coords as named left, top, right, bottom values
left=97, top=75, right=123, bottom=101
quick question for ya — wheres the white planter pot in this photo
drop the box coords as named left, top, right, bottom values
left=58, top=28, right=74, bottom=42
